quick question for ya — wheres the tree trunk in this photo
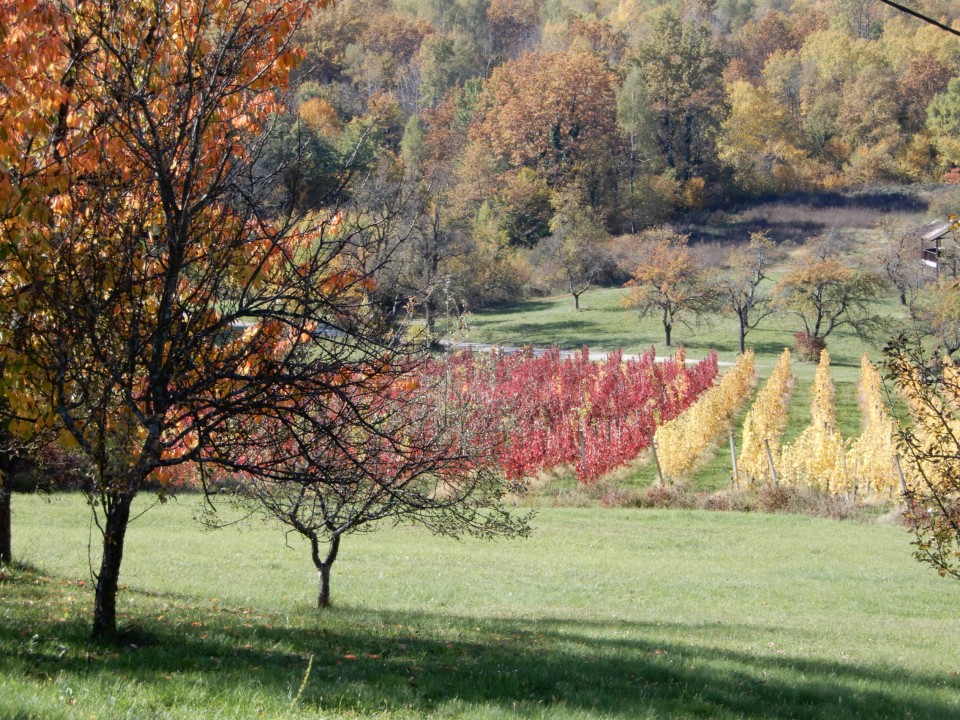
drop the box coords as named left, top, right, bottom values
left=573, top=292, right=580, bottom=311
left=0, top=485, right=10, bottom=565
left=739, top=313, right=747, bottom=353
left=664, top=321, right=672, bottom=347
left=312, top=535, right=340, bottom=609
left=92, top=491, right=134, bottom=641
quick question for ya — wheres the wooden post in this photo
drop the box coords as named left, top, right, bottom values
left=729, top=430, right=739, bottom=489
left=764, top=438, right=778, bottom=485
left=894, top=454, right=908, bottom=495
left=579, top=428, right=586, bottom=471
left=649, top=429, right=665, bottom=486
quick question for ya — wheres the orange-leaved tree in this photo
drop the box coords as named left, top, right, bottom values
left=621, top=228, right=720, bottom=347
left=0, top=0, right=434, bottom=640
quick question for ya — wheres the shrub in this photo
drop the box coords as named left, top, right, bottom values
left=793, top=332, right=825, bottom=362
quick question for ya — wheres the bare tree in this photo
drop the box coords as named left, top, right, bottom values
left=717, top=231, right=783, bottom=353
left=206, top=356, right=530, bottom=608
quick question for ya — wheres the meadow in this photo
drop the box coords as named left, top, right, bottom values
left=5, top=190, right=958, bottom=719
left=3, top=493, right=960, bottom=720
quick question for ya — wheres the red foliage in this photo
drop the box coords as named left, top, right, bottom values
left=440, top=346, right=718, bottom=484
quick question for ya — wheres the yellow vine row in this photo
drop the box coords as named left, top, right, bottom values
left=655, top=350, right=756, bottom=480
left=779, top=350, right=848, bottom=494
left=738, top=349, right=793, bottom=487
left=845, top=354, right=899, bottom=499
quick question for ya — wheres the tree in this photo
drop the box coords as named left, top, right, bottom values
left=631, top=8, right=729, bottom=183
left=469, top=50, right=619, bottom=193
left=621, top=228, right=719, bottom=347
left=927, top=78, right=960, bottom=169
left=539, top=192, right=609, bottom=310
left=772, top=237, right=887, bottom=360
left=209, top=357, right=529, bottom=608
left=616, top=66, right=665, bottom=233
left=912, top=278, right=960, bottom=355
left=875, top=222, right=927, bottom=307
left=884, top=337, right=960, bottom=581
left=718, top=232, right=783, bottom=352
left=0, top=0, right=430, bottom=641
left=718, top=81, right=807, bottom=195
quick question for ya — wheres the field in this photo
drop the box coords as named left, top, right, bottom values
left=3, top=493, right=960, bottom=720
left=457, top=188, right=941, bottom=493
left=5, top=189, right=959, bottom=719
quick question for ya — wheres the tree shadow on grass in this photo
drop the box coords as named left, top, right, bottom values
left=3, top=591, right=958, bottom=720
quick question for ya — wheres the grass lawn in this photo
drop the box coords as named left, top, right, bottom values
left=3, top=493, right=960, bottom=719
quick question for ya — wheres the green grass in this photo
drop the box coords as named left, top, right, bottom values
left=3, top=493, right=960, bottom=719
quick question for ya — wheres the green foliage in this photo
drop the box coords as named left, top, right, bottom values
left=927, top=78, right=960, bottom=169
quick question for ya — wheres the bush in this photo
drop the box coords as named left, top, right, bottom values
left=793, top=332, right=825, bottom=362
left=641, top=483, right=697, bottom=509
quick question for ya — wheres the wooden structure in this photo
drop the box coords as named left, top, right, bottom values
left=920, top=218, right=956, bottom=274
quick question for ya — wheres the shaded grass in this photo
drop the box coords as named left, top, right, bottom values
left=4, top=494, right=960, bottom=719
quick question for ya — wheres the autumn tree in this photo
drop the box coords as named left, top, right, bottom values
left=631, top=8, right=729, bottom=184
left=469, top=50, right=619, bottom=196
left=718, top=81, right=807, bottom=195
left=621, top=228, right=720, bottom=347
left=718, top=232, right=784, bottom=352
left=912, top=278, right=960, bottom=355
left=209, top=357, right=529, bottom=608
left=927, top=78, right=960, bottom=170
left=0, top=0, right=437, bottom=641
left=538, top=191, right=610, bottom=310
left=884, top=337, right=960, bottom=581
left=772, top=237, right=887, bottom=360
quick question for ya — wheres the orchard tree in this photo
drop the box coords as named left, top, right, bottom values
left=876, top=223, right=927, bottom=307
left=208, top=357, right=529, bottom=608
left=621, top=228, right=720, bottom=347
left=772, top=237, right=887, bottom=360
left=718, top=232, right=784, bottom=352
left=539, top=191, right=609, bottom=310
left=0, top=0, right=435, bottom=641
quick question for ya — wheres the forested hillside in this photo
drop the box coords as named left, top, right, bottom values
left=273, top=0, right=960, bottom=312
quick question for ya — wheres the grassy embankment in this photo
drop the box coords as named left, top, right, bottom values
left=3, top=493, right=960, bottom=720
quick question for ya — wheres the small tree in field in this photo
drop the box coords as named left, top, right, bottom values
left=772, top=236, right=886, bottom=360
left=621, top=228, right=719, bottom=347
left=539, top=192, right=609, bottom=310
left=718, top=231, right=783, bottom=353
left=208, top=357, right=530, bottom=608
left=0, top=0, right=427, bottom=640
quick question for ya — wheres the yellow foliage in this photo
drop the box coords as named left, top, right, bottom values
left=738, top=349, right=793, bottom=487
left=779, top=351, right=849, bottom=494
left=655, top=351, right=756, bottom=480
left=845, top=355, right=898, bottom=498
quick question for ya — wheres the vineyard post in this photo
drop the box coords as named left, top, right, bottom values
left=729, top=430, right=739, bottom=489
left=649, top=429, right=666, bottom=485
left=764, top=438, right=779, bottom=485
left=894, top=454, right=908, bottom=496
left=579, top=427, right=586, bottom=471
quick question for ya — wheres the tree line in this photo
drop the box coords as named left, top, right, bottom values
left=268, top=0, right=960, bottom=313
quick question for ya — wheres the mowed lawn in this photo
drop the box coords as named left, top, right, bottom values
left=3, top=494, right=959, bottom=719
